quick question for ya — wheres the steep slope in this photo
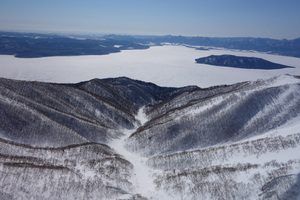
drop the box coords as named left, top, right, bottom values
left=127, top=75, right=300, bottom=156
left=0, top=137, right=134, bottom=200
left=124, top=75, right=300, bottom=200
left=0, top=77, right=197, bottom=199
left=0, top=77, right=195, bottom=147
left=1, top=75, right=300, bottom=199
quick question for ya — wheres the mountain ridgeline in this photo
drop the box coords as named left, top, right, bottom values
left=1, top=76, right=300, bottom=199
left=104, top=34, right=300, bottom=58
left=0, top=77, right=195, bottom=147
left=0, top=32, right=148, bottom=58
left=1, top=31, right=300, bottom=58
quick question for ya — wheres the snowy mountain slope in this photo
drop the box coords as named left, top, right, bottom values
left=0, top=77, right=194, bottom=147
left=0, top=137, right=134, bottom=200
left=127, top=75, right=300, bottom=156
left=145, top=130, right=300, bottom=199
left=1, top=75, right=300, bottom=199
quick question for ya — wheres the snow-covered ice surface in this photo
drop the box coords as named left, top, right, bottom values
left=1, top=45, right=300, bottom=88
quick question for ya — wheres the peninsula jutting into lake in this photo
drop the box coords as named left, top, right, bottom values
left=195, top=54, right=294, bottom=69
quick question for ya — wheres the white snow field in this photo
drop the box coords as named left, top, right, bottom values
left=109, top=108, right=170, bottom=200
left=0, top=45, right=300, bottom=88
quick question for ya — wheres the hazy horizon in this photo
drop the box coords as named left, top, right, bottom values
left=1, top=29, right=300, bottom=41
left=1, top=0, right=300, bottom=40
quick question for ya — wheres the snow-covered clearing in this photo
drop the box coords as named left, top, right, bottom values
left=109, top=107, right=169, bottom=199
left=1, top=45, right=300, bottom=88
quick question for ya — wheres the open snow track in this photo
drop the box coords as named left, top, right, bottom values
left=109, top=107, right=168, bottom=199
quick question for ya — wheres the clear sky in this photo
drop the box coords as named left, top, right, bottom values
left=0, top=0, right=299, bottom=39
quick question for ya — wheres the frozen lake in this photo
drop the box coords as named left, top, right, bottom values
left=1, top=45, right=300, bottom=87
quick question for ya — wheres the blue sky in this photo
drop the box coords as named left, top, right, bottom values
left=0, top=0, right=299, bottom=39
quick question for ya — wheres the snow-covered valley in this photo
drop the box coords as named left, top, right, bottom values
left=109, top=108, right=171, bottom=200
left=1, top=74, right=300, bottom=199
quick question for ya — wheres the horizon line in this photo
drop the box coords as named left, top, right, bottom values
left=0, top=29, right=299, bottom=41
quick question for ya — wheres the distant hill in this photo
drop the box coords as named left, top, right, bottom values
left=195, top=54, right=294, bottom=69
left=0, top=32, right=148, bottom=58
left=105, top=34, right=300, bottom=58
left=1, top=31, right=300, bottom=58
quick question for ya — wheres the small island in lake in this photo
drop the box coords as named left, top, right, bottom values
left=195, top=55, right=294, bottom=69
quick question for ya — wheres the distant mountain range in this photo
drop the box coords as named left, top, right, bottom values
left=106, top=34, right=300, bottom=58
left=0, top=32, right=148, bottom=58
left=1, top=75, right=300, bottom=199
left=195, top=55, right=294, bottom=69
left=1, top=31, right=300, bottom=58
